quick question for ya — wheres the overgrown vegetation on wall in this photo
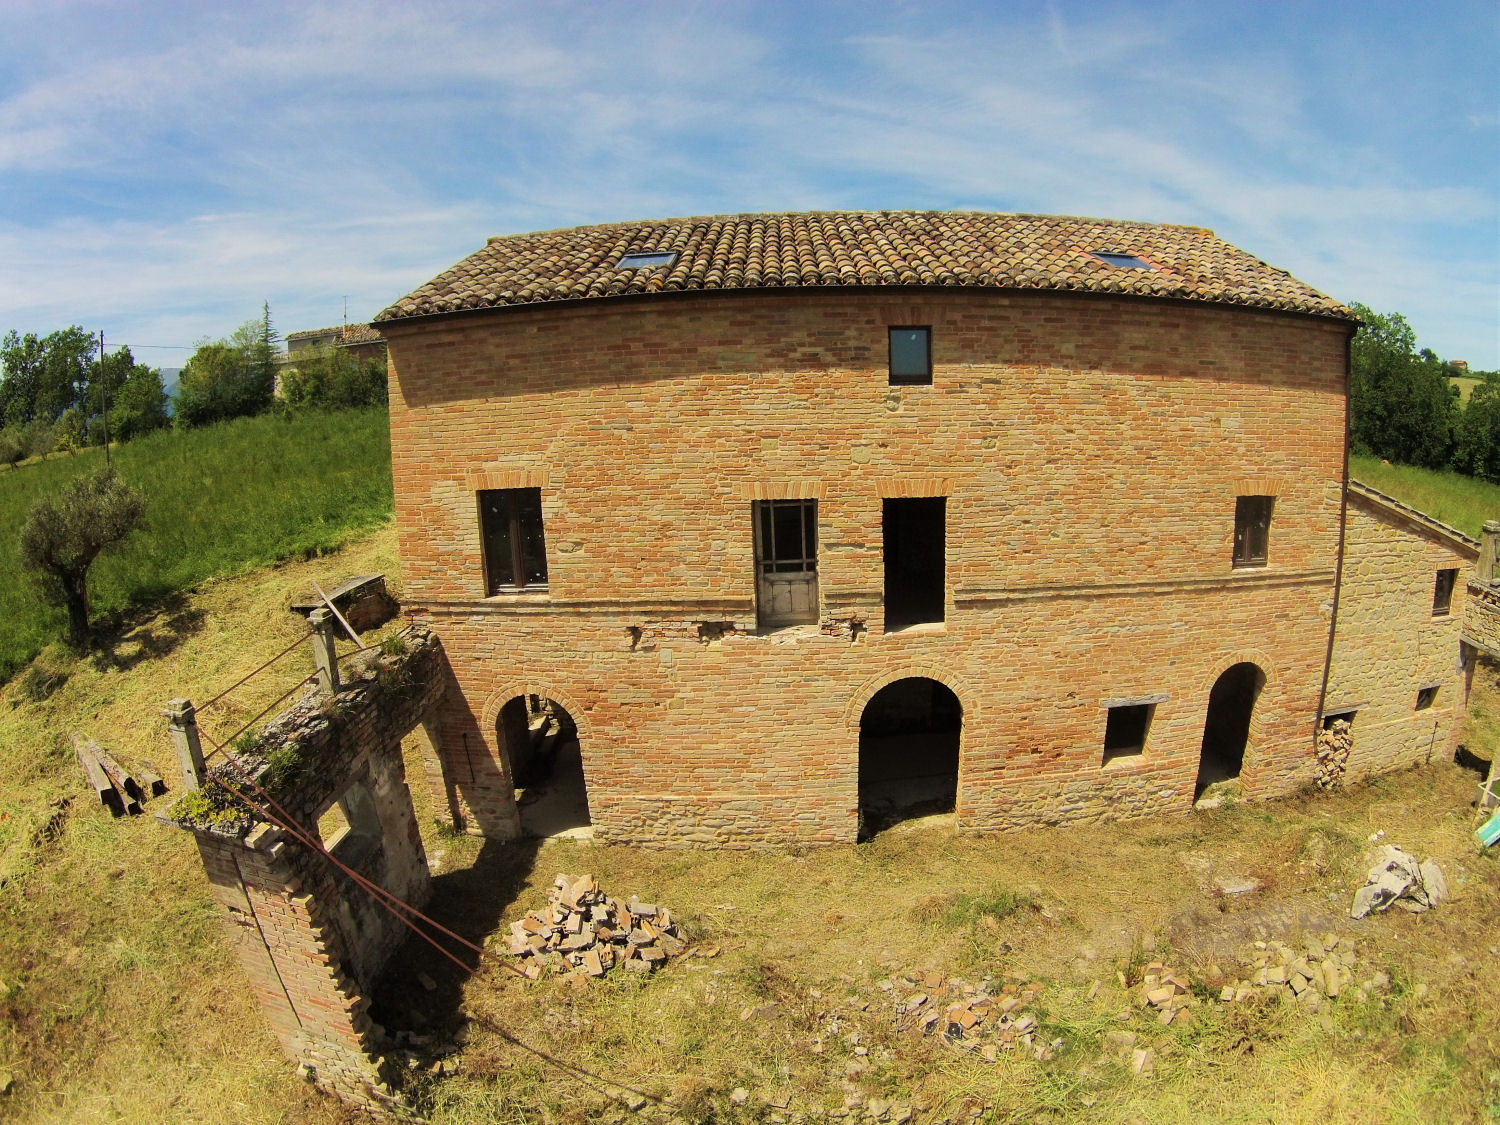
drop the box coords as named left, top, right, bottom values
left=0, top=407, right=393, bottom=683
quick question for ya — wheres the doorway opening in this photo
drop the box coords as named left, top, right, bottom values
left=1195, top=662, right=1265, bottom=801
left=498, top=694, right=591, bottom=838
left=858, top=677, right=961, bottom=839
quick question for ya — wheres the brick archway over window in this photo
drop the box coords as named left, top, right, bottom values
left=844, top=665, right=976, bottom=730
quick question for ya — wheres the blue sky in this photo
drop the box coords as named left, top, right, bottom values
left=1, top=0, right=1496, bottom=368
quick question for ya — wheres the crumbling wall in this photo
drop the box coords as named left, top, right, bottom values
left=1325, top=491, right=1475, bottom=782
left=166, top=623, right=447, bottom=1117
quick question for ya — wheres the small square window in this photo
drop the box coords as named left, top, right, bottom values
left=1415, top=686, right=1438, bottom=711
left=889, top=327, right=931, bottom=385
left=1233, top=495, right=1274, bottom=568
left=1103, top=703, right=1154, bottom=763
left=480, top=487, right=548, bottom=594
left=1091, top=251, right=1156, bottom=270
left=1432, top=569, right=1458, bottom=616
left=615, top=250, right=678, bottom=270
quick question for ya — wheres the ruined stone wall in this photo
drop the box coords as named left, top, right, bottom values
left=1325, top=494, right=1474, bottom=782
left=385, top=291, right=1350, bottom=843
left=170, top=625, right=447, bottom=1114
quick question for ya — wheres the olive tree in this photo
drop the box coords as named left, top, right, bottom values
left=18, top=469, right=144, bottom=647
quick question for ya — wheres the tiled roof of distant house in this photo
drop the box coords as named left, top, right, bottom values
left=376, top=211, right=1353, bottom=324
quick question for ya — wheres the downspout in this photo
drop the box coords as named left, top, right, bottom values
left=1315, top=325, right=1356, bottom=739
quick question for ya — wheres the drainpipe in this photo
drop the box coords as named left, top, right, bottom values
left=1315, top=325, right=1356, bottom=736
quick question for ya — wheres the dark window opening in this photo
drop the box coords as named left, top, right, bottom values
left=1322, top=710, right=1357, bottom=731
left=1415, top=686, right=1438, bottom=710
left=889, top=327, right=932, bottom=385
left=480, top=487, right=548, bottom=594
left=1103, top=703, right=1154, bottom=763
left=754, top=499, right=818, bottom=627
left=883, top=496, right=946, bottom=630
left=858, top=677, right=961, bottom=839
left=1091, top=250, right=1156, bottom=270
left=1432, top=569, right=1458, bottom=616
left=615, top=250, right=678, bottom=270
left=1233, top=495, right=1274, bottom=568
left=318, top=780, right=383, bottom=871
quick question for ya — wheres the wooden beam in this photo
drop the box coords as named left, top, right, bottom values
left=71, top=735, right=124, bottom=817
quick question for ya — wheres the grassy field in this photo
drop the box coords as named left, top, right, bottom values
left=0, top=408, right=393, bottom=684
left=0, top=525, right=1496, bottom=1123
left=1349, top=454, right=1500, bottom=539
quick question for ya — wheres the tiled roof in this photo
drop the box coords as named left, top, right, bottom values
left=375, top=211, right=1352, bottom=324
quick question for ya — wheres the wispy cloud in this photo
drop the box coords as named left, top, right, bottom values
left=0, top=0, right=1494, bottom=365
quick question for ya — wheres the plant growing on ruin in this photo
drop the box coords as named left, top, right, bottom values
left=18, top=468, right=144, bottom=648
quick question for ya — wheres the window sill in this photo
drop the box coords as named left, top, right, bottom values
left=883, top=621, right=947, bottom=637
left=1229, top=561, right=1268, bottom=573
left=484, top=587, right=551, bottom=602
left=1102, top=752, right=1146, bottom=770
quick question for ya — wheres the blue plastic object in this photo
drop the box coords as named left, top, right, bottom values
left=1479, top=810, right=1500, bottom=848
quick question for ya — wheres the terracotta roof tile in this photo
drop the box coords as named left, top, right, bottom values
left=375, top=211, right=1351, bottom=324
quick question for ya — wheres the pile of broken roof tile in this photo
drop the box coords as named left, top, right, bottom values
left=890, top=971, right=1061, bottom=1063
left=502, top=873, right=685, bottom=982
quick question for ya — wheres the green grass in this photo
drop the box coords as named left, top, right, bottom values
left=0, top=408, right=393, bottom=683
left=1349, top=453, right=1500, bottom=539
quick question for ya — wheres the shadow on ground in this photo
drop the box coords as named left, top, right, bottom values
left=91, top=593, right=208, bottom=673
left=368, top=837, right=542, bottom=1037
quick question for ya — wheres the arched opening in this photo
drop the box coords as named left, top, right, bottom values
left=1195, top=662, right=1265, bottom=801
left=858, top=677, right=961, bottom=839
left=498, top=694, right=591, bottom=838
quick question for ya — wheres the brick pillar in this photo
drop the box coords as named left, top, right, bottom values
left=188, top=823, right=405, bottom=1118
left=1480, top=521, right=1500, bottom=584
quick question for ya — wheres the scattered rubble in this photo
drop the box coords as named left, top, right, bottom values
left=1315, top=719, right=1352, bottom=790
left=1350, top=846, right=1447, bottom=918
left=884, top=970, right=1062, bottom=1062
left=501, top=874, right=686, bottom=982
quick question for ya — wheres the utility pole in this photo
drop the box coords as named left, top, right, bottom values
left=99, top=330, right=110, bottom=467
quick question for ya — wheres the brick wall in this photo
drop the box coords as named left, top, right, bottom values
left=385, top=290, right=1352, bottom=843
left=1325, top=492, right=1476, bottom=781
left=169, top=625, right=447, bottom=1116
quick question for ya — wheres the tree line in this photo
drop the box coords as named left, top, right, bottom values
left=1350, top=302, right=1500, bottom=480
left=0, top=305, right=387, bottom=468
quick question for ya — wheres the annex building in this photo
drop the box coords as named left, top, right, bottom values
left=373, top=211, right=1483, bottom=847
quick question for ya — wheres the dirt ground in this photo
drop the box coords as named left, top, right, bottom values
left=374, top=745, right=1500, bottom=1124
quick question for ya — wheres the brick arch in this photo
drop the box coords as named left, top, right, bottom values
left=1195, top=650, right=1278, bottom=699
left=479, top=680, right=594, bottom=744
left=843, top=666, right=977, bottom=730
left=1194, top=651, right=1276, bottom=776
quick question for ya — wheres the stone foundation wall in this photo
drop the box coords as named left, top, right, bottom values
left=1325, top=491, right=1476, bottom=783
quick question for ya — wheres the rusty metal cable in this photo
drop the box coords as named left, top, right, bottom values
left=201, top=672, right=318, bottom=764
left=197, top=629, right=315, bottom=713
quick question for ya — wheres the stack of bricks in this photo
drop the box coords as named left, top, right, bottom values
left=1316, top=719, right=1353, bottom=789
left=503, top=874, right=685, bottom=981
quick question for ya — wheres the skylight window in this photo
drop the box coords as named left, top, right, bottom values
left=1091, top=251, right=1156, bottom=270
left=615, top=250, right=678, bottom=270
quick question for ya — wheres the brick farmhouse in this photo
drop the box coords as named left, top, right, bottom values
left=373, top=211, right=1482, bottom=847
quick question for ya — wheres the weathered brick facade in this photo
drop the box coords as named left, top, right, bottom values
left=383, top=284, right=1360, bottom=845
left=1325, top=485, right=1478, bottom=780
